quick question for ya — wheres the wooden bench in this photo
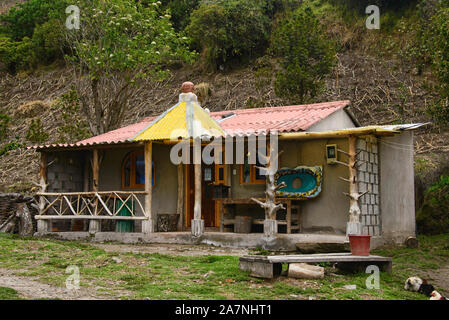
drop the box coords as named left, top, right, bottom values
left=239, top=253, right=393, bottom=278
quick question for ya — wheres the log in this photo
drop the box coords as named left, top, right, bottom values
left=405, top=236, right=418, bottom=248
left=288, top=263, right=324, bottom=279
left=17, top=202, right=33, bottom=237
left=177, top=164, right=184, bottom=231
left=89, top=149, right=101, bottom=233
left=0, top=194, right=37, bottom=235
left=346, top=135, right=362, bottom=235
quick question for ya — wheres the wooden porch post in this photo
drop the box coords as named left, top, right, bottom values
left=37, top=152, right=49, bottom=233
left=177, top=164, right=184, bottom=231
left=191, top=138, right=204, bottom=237
left=346, top=135, right=362, bottom=235
left=89, top=149, right=101, bottom=233
left=142, top=142, right=154, bottom=234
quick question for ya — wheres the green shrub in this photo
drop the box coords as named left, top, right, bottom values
left=54, top=89, right=91, bottom=143
left=0, top=113, right=10, bottom=141
left=161, top=0, right=201, bottom=31
left=0, top=0, right=68, bottom=41
left=186, top=0, right=271, bottom=70
left=432, top=7, right=449, bottom=99
left=0, top=141, right=22, bottom=157
left=26, top=118, right=49, bottom=143
left=417, top=175, right=449, bottom=235
left=31, top=18, right=66, bottom=65
left=0, top=0, right=69, bottom=71
left=270, top=6, right=336, bottom=103
left=0, top=35, right=33, bottom=72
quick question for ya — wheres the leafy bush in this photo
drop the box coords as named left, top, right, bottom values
left=186, top=0, right=271, bottom=70
left=161, top=0, right=201, bottom=31
left=432, top=7, right=449, bottom=99
left=270, top=6, right=336, bottom=103
left=31, top=18, right=66, bottom=65
left=417, top=175, right=449, bottom=235
left=328, top=0, right=418, bottom=14
left=26, top=118, right=49, bottom=143
left=54, top=89, right=91, bottom=143
left=0, top=113, right=10, bottom=141
left=0, top=141, right=22, bottom=157
left=0, top=0, right=68, bottom=41
left=0, top=35, right=33, bottom=72
left=0, top=0, right=69, bottom=71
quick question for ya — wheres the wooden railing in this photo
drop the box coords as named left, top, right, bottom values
left=35, top=191, right=148, bottom=220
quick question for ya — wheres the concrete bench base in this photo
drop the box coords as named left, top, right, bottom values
left=239, top=253, right=392, bottom=278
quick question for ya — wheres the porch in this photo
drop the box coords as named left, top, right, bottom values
left=33, top=229, right=349, bottom=252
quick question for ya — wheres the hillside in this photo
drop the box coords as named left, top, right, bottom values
left=0, top=0, right=448, bottom=204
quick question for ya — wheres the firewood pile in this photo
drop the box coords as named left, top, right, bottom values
left=0, top=193, right=38, bottom=236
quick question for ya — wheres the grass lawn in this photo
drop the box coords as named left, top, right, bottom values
left=0, top=286, right=20, bottom=300
left=0, top=233, right=447, bottom=300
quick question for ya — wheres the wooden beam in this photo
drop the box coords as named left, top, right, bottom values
left=177, top=164, right=184, bottom=231
left=142, top=142, right=154, bottom=234
left=347, top=135, right=362, bottom=235
left=35, top=216, right=148, bottom=220
left=193, top=163, right=201, bottom=220
left=37, top=191, right=148, bottom=196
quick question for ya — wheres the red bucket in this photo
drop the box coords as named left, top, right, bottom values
left=348, top=235, right=371, bottom=256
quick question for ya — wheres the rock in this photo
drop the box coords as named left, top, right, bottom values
left=203, top=271, right=215, bottom=278
left=295, top=242, right=350, bottom=254
left=288, top=263, right=324, bottom=279
left=342, top=284, right=357, bottom=290
left=111, top=257, right=122, bottom=263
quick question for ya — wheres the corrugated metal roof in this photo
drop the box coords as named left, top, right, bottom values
left=211, top=100, right=351, bottom=136
left=30, top=100, right=427, bottom=151
left=133, top=94, right=225, bottom=141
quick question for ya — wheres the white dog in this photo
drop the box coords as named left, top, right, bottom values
left=404, top=276, right=447, bottom=300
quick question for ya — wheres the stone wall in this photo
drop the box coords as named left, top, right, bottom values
left=357, top=136, right=381, bottom=236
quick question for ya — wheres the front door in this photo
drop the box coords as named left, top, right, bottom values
left=186, top=164, right=216, bottom=228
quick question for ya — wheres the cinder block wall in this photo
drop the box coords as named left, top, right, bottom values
left=357, top=136, right=381, bottom=236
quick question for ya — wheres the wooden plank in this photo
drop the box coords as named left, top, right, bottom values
left=35, top=215, right=148, bottom=220
left=240, top=253, right=392, bottom=264
left=144, top=142, right=153, bottom=220
left=287, top=199, right=291, bottom=234
left=177, top=164, right=184, bottom=231
left=94, top=193, right=113, bottom=216
left=37, top=191, right=148, bottom=196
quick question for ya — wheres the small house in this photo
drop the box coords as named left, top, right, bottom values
left=31, top=82, right=425, bottom=250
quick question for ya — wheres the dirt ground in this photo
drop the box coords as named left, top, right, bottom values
left=1, top=242, right=447, bottom=300
left=0, top=268, right=110, bottom=300
left=423, top=264, right=449, bottom=297
left=90, top=242, right=251, bottom=257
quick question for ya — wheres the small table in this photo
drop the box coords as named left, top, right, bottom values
left=219, top=198, right=304, bottom=234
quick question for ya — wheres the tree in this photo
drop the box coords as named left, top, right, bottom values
left=270, top=6, right=336, bottom=103
left=65, top=0, right=196, bottom=135
left=426, top=5, right=449, bottom=127
left=186, top=0, right=270, bottom=70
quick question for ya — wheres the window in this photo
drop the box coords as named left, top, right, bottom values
left=122, top=151, right=155, bottom=189
left=240, top=151, right=266, bottom=185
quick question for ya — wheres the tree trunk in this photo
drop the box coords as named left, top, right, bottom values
left=17, top=203, right=33, bottom=237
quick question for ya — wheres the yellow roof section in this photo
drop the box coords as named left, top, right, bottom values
left=132, top=93, right=225, bottom=141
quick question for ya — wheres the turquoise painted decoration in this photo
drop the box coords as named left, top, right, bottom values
left=275, top=166, right=322, bottom=199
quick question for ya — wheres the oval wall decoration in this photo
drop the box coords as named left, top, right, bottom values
left=275, top=166, right=323, bottom=199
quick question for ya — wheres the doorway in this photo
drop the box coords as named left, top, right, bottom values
left=186, top=164, right=216, bottom=228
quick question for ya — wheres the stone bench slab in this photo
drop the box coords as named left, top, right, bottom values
left=239, top=253, right=392, bottom=278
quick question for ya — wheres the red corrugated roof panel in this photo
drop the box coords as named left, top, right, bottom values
left=32, top=100, right=350, bottom=149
